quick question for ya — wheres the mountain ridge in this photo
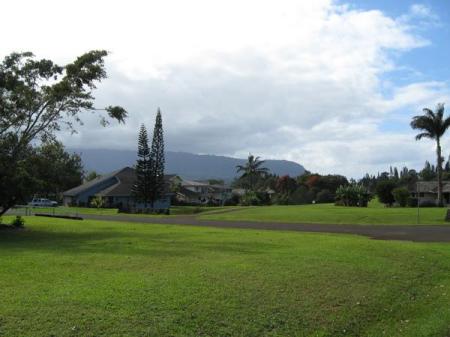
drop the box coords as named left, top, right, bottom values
left=70, top=148, right=306, bottom=181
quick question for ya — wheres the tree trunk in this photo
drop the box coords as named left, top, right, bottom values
left=0, top=199, right=15, bottom=216
left=0, top=206, right=10, bottom=216
left=437, top=138, right=444, bottom=207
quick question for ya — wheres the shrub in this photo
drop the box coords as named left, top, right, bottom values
left=316, top=189, right=334, bottom=203
left=392, top=187, right=410, bottom=207
left=240, top=191, right=260, bottom=206
left=289, top=186, right=313, bottom=205
left=224, top=195, right=239, bottom=206
left=376, top=180, right=397, bottom=206
left=407, top=197, right=418, bottom=207
left=11, top=216, right=25, bottom=228
left=256, top=192, right=271, bottom=205
left=274, top=193, right=290, bottom=205
left=335, top=184, right=371, bottom=207
left=90, top=196, right=104, bottom=208
left=335, top=184, right=372, bottom=207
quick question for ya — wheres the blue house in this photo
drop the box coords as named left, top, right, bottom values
left=63, top=167, right=173, bottom=211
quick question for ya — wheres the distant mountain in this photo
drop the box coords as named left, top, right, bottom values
left=70, top=149, right=306, bottom=181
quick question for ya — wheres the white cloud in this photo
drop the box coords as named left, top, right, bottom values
left=1, top=0, right=449, bottom=178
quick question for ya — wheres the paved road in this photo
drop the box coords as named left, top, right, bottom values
left=80, top=214, right=450, bottom=243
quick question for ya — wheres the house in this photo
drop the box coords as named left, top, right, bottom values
left=410, top=181, right=450, bottom=205
left=176, top=179, right=232, bottom=205
left=63, top=167, right=173, bottom=211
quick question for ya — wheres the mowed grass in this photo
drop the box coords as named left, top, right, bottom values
left=1, top=217, right=450, bottom=336
left=200, top=202, right=449, bottom=225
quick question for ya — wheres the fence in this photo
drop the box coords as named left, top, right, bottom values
left=8, top=205, right=82, bottom=218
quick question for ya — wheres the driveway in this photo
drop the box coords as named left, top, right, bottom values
left=80, top=214, right=450, bottom=243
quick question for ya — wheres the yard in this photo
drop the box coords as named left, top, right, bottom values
left=1, top=216, right=450, bottom=336
left=200, top=201, right=450, bottom=225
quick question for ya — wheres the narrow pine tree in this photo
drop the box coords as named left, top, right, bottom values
left=149, top=108, right=165, bottom=208
left=132, top=124, right=152, bottom=208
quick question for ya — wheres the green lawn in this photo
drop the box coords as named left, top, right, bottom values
left=200, top=203, right=450, bottom=225
left=1, top=217, right=450, bottom=336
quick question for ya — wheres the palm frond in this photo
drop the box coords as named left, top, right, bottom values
left=423, top=108, right=435, bottom=120
left=442, top=116, right=450, bottom=133
left=415, top=132, right=432, bottom=140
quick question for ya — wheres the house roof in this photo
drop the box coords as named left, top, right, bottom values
left=63, top=167, right=124, bottom=197
left=416, top=181, right=450, bottom=193
left=181, top=179, right=230, bottom=191
left=63, top=167, right=173, bottom=197
left=96, top=167, right=136, bottom=197
left=181, top=180, right=210, bottom=187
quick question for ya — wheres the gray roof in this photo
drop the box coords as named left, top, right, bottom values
left=416, top=181, right=450, bottom=193
left=63, top=167, right=173, bottom=197
left=181, top=179, right=230, bottom=191
left=63, top=168, right=124, bottom=197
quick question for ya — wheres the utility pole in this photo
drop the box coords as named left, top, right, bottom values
left=416, top=182, right=420, bottom=224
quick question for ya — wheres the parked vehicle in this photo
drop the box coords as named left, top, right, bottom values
left=28, top=198, right=58, bottom=207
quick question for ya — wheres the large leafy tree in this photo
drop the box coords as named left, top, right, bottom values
left=148, top=108, right=165, bottom=208
left=236, top=154, right=269, bottom=191
left=32, top=141, right=84, bottom=199
left=411, top=103, right=450, bottom=207
left=0, top=50, right=127, bottom=215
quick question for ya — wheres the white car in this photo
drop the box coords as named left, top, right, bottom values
left=28, top=198, right=58, bottom=207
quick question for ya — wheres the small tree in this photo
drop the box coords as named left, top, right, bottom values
left=90, top=196, right=104, bottom=209
left=392, top=187, right=410, bottom=207
left=376, top=180, right=397, bottom=206
left=85, top=171, right=101, bottom=182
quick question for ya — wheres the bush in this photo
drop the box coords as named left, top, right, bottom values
left=274, top=193, right=290, bottom=205
left=316, top=189, right=334, bottom=203
left=288, top=186, right=313, bottom=205
left=419, top=200, right=437, bottom=207
left=11, top=216, right=25, bottom=228
left=335, top=184, right=371, bottom=207
left=392, top=187, right=410, bottom=207
left=376, top=180, right=397, bottom=206
left=407, top=197, right=418, bottom=207
left=240, top=191, right=260, bottom=206
left=224, top=195, right=240, bottom=206
left=90, top=196, right=104, bottom=208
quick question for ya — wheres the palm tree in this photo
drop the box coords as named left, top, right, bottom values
left=411, top=103, right=450, bottom=207
left=236, top=154, right=269, bottom=191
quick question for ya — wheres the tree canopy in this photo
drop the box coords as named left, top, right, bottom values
left=0, top=50, right=127, bottom=214
left=236, top=155, right=269, bottom=191
left=411, top=103, right=450, bottom=206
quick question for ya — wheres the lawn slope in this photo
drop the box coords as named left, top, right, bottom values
left=200, top=203, right=449, bottom=225
left=1, top=217, right=450, bottom=336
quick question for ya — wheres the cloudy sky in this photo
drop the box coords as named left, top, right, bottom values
left=2, top=0, right=450, bottom=178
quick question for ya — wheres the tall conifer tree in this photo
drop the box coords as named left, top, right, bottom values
left=132, top=124, right=151, bottom=207
left=149, top=108, right=165, bottom=208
